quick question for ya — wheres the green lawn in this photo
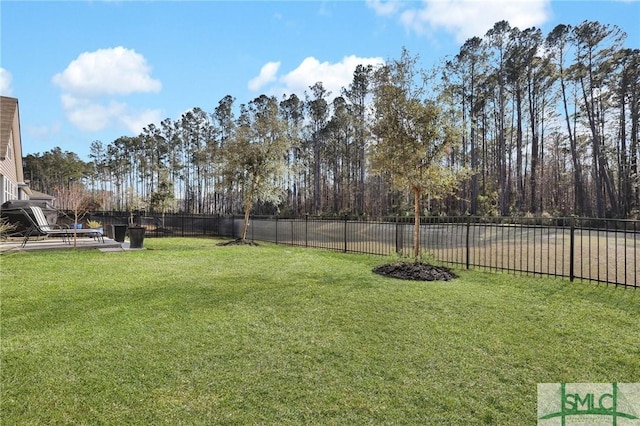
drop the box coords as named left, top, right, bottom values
left=1, top=238, right=638, bottom=424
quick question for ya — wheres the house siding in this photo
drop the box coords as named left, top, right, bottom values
left=0, top=96, right=27, bottom=203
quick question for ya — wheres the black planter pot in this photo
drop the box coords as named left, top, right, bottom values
left=112, top=224, right=128, bottom=243
left=128, top=226, right=146, bottom=249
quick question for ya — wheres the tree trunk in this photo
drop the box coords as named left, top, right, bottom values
left=631, top=92, right=639, bottom=212
left=470, top=108, right=478, bottom=215
left=499, top=85, right=509, bottom=216
left=313, top=138, right=321, bottom=214
left=515, top=88, right=524, bottom=212
left=528, top=78, right=539, bottom=214
left=580, top=76, right=617, bottom=216
left=240, top=198, right=251, bottom=241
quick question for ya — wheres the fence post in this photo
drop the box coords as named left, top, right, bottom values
left=275, top=215, right=278, bottom=244
left=466, top=215, right=471, bottom=270
left=395, top=215, right=400, bottom=256
left=344, top=214, right=348, bottom=253
left=635, top=220, right=638, bottom=288
left=569, top=217, right=575, bottom=282
left=305, top=214, right=308, bottom=248
left=231, top=214, right=235, bottom=240
left=625, top=220, right=638, bottom=287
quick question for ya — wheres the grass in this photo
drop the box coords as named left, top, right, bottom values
left=1, top=238, right=639, bottom=424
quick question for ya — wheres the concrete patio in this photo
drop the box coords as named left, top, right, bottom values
left=0, top=235, right=126, bottom=253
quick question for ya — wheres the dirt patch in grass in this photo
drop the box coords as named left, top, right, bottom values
left=373, top=262, right=458, bottom=281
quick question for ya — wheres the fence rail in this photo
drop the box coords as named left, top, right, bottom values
left=92, top=212, right=638, bottom=288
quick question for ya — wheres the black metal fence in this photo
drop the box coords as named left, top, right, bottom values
left=91, top=212, right=638, bottom=288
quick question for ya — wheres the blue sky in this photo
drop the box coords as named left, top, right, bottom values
left=1, top=0, right=639, bottom=160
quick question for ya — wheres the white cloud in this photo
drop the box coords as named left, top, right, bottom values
left=25, top=122, right=62, bottom=140
left=53, top=47, right=162, bottom=134
left=254, top=55, right=385, bottom=99
left=365, top=0, right=404, bottom=17
left=248, top=61, right=281, bottom=91
left=120, top=108, right=163, bottom=135
left=61, top=94, right=126, bottom=132
left=52, top=46, right=161, bottom=96
left=60, top=94, right=161, bottom=134
left=0, top=68, right=13, bottom=96
left=370, top=0, right=551, bottom=43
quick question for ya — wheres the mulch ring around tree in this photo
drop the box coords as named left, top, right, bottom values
left=216, top=238, right=259, bottom=246
left=372, top=262, right=458, bottom=281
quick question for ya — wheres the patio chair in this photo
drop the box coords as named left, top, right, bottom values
left=34, top=206, right=105, bottom=244
left=20, top=207, right=72, bottom=247
left=21, top=206, right=105, bottom=247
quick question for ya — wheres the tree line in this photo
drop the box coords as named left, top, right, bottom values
left=23, top=20, right=639, bottom=219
